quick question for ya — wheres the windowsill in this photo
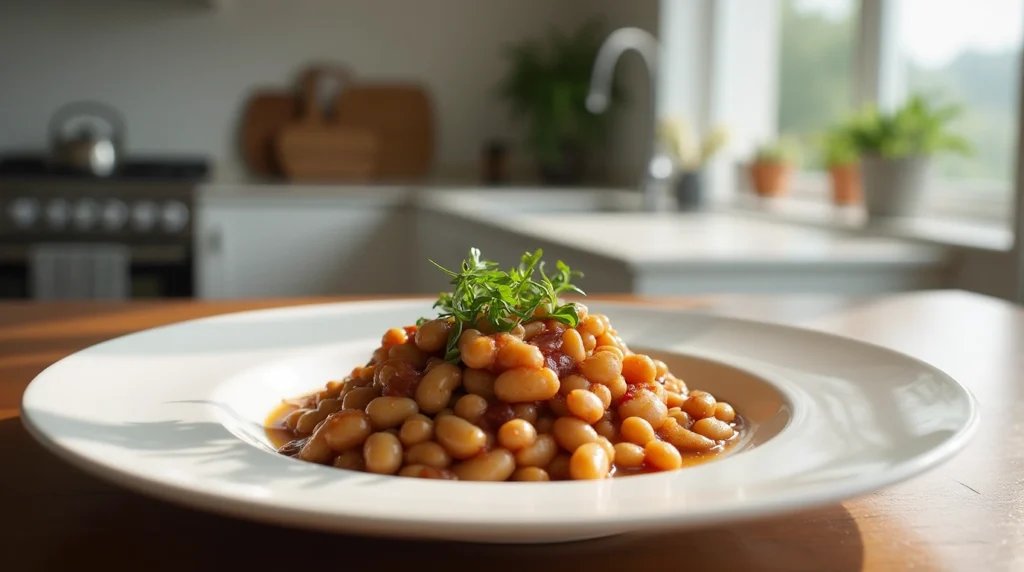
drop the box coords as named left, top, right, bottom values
left=721, top=193, right=1014, bottom=252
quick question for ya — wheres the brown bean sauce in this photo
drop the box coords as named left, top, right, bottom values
left=530, top=328, right=576, bottom=377
left=378, top=359, right=423, bottom=398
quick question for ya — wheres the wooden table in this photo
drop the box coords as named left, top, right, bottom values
left=1, top=291, right=1020, bottom=571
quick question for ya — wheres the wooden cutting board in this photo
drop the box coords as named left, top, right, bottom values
left=239, top=90, right=300, bottom=176
left=274, top=67, right=380, bottom=181
left=333, top=84, right=434, bottom=180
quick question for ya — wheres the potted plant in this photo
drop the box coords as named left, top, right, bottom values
left=845, top=94, right=972, bottom=218
left=497, top=18, right=624, bottom=185
left=750, top=137, right=800, bottom=197
left=820, top=124, right=861, bottom=206
left=657, top=115, right=729, bottom=210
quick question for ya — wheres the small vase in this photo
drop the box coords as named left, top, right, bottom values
left=860, top=155, right=929, bottom=218
left=675, top=170, right=704, bottom=211
left=750, top=161, right=791, bottom=197
left=828, top=164, right=862, bottom=206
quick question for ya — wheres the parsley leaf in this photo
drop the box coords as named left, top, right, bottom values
left=420, top=248, right=586, bottom=363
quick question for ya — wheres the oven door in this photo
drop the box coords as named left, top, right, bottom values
left=0, top=243, right=193, bottom=300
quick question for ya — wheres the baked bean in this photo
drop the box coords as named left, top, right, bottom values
left=371, top=347, right=389, bottom=364
left=559, top=374, right=590, bottom=396
left=561, top=328, right=587, bottom=364
left=424, top=357, right=445, bottom=372
left=567, top=389, right=605, bottom=424
left=654, top=359, right=669, bottom=379
left=594, top=413, right=618, bottom=440
left=435, top=414, right=487, bottom=459
left=512, top=403, right=539, bottom=424
left=463, top=368, right=496, bottom=399
left=613, top=442, right=646, bottom=468
left=682, top=392, right=717, bottom=420
left=435, top=408, right=455, bottom=418
left=295, top=408, right=329, bottom=434
left=667, top=407, right=692, bottom=428
left=325, top=380, right=346, bottom=397
left=546, top=394, right=571, bottom=417
left=591, top=384, right=612, bottom=410
left=621, top=354, right=657, bottom=385
left=617, top=389, right=668, bottom=429
left=298, top=435, right=333, bottom=464
left=620, top=416, right=656, bottom=446
left=382, top=327, right=408, bottom=347
left=573, top=303, right=589, bottom=320
left=284, top=408, right=305, bottom=432
left=399, top=464, right=429, bottom=477
left=581, top=331, right=597, bottom=352
left=495, top=340, right=545, bottom=371
left=459, top=329, right=497, bottom=369
left=357, top=366, right=377, bottom=384
left=415, top=363, right=462, bottom=414
left=569, top=442, right=611, bottom=480
left=547, top=453, right=572, bottom=480
left=534, top=416, right=555, bottom=434
left=644, top=440, right=683, bottom=471
left=405, top=440, right=452, bottom=469
left=454, top=394, right=489, bottom=424
left=365, top=396, right=419, bottom=430
left=606, top=376, right=628, bottom=400
left=651, top=382, right=668, bottom=405
left=532, top=306, right=549, bottom=318
left=593, top=346, right=624, bottom=361
left=342, top=386, right=379, bottom=412
left=388, top=343, right=429, bottom=369
left=332, top=449, right=365, bottom=471
left=578, top=352, right=622, bottom=385
left=514, top=433, right=558, bottom=467
left=714, top=402, right=736, bottom=423
left=399, top=414, right=433, bottom=446
left=497, top=419, right=537, bottom=451
left=596, top=436, right=616, bottom=464
left=595, top=334, right=620, bottom=350
left=523, top=320, right=546, bottom=340
left=660, top=417, right=716, bottom=451
left=415, top=318, right=451, bottom=353
left=348, top=373, right=373, bottom=389
left=693, top=417, right=735, bottom=440
left=553, top=416, right=599, bottom=452
left=580, top=314, right=608, bottom=337
left=510, top=324, right=526, bottom=339
left=512, top=467, right=550, bottom=482
left=666, top=391, right=686, bottom=409
left=494, top=367, right=560, bottom=403
left=453, top=448, right=516, bottom=481
left=320, top=410, right=372, bottom=451
left=363, top=432, right=403, bottom=475
left=663, top=377, right=681, bottom=394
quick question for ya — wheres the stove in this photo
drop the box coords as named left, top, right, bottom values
left=0, top=153, right=210, bottom=299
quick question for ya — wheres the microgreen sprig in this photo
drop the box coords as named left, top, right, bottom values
left=420, top=248, right=585, bottom=363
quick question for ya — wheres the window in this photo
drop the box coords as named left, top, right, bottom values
left=773, top=0, right=1023, bottom=219
left=896, top=0, right=1023, bottom=190
left=777, top=0, right=859, bottom=166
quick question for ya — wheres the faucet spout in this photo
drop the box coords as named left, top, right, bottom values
left=586, top=27, right=659, bottom=114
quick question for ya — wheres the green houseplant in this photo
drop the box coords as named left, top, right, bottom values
left=750, top=137, right=800, bottom=197
left=845, top=94, right=972, bottom=218
left=497, top=18, right=624, bottom=184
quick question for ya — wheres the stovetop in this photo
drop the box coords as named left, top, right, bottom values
left=0, top=154, right=210, bottom=182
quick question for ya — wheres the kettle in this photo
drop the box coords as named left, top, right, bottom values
left=48, top=101, right=125, bottom=177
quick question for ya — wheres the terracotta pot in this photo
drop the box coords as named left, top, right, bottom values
left=750, top=161, right=791, bottom=197
left=828, top=163, right=862, bottom=206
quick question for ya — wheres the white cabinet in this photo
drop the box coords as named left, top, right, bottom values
left=196, top=198, right=411, bottom=299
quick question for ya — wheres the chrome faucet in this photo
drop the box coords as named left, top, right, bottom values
left=586, top=27, right=674, bottom=212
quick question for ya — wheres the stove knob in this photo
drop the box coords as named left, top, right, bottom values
left=161, top=200, right=190, bottom=233
left=45, top=199, right=70, bottom=229
left=132, top=201, right=158, bottom=231
left=101, top=199, right=129, bottom=231
left=73, top=198, right=100, bottom=230
left=7, top=197, right=40, bottom=229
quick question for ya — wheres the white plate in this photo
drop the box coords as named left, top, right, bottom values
left=21, top=300, right=978, bottom=543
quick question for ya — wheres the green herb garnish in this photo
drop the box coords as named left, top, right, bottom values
left=423, top=248, right=585, bottom=363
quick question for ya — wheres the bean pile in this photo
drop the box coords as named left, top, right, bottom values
left=272, top=305, right=740, bottom=481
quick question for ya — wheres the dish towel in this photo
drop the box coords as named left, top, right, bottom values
left=28, top=243, right=130, bottom=300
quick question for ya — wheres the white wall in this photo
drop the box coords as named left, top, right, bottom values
left=0, top=0, right=655, bottom=181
